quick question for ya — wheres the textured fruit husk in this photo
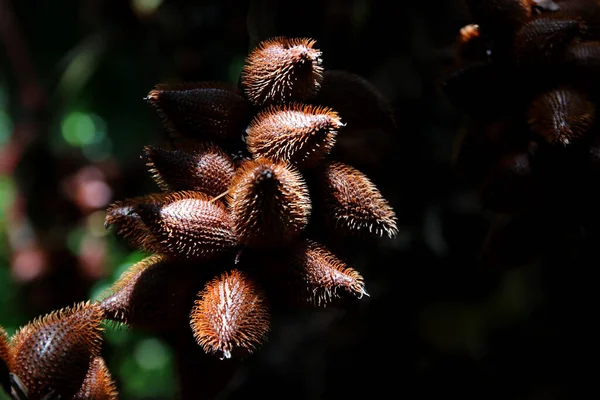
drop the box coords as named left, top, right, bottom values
left=228, top=158, right=312, bottom=248
left=190, top=269, right=270, bottom=359
left=9, top=302, right=104, bottom=400
left=73, top=357, right=118, bottom=400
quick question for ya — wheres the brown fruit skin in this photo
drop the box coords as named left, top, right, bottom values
left=134, top=191, right=238, bottom=260
left=241, top=37, right=323, bottom=106
left=319, top=161, right=398, bottom=238
left=190, top=269, right=270, bottom=360
left=9, top=302, right=104, bottom=400
left=553, top=0, right=600, bottom=37
left=0, top=327, right=10, bottom=369
left=98, top=255, right=203, bottom=333
left=246, top=103, right=342, bottom=169
left=73, top=357, right=118, bottom=400
left=527, top=87, right=596, bottom=145
left=566, top=40, right=600, bottom=68
left=228, top=158, right=311, bottom=248
left=289, top=239, right=367, bottom=307
left=143, top=142, right=235, bottom=197
left=513, top=16, right=586, bottom=64
left=146, top=82, right=251, bottom=140
left=0, top=327, right=11, bottom=395
left=105, top=196, right=165, bottom=254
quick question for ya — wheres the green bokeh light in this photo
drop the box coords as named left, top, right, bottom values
left=132, top=0, right=164, bottom=15
left=60, top=111, right=107, bottom=147
left=0, top=110, right=13, bottom=146
left=117, top=334, right=176, bottom=399
left=0, top=176, right=17, bottom=226
left=135, top=337, right=171, bottom=370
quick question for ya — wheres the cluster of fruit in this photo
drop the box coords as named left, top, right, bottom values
left=102, top=36, right=398, bottom=360
left=444, top=0, right=600, bottom=268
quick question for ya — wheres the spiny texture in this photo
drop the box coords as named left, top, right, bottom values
left=228, top=158, right=311, bottom=247
left=288, top=239, right=367, bottom=306
left=0, top=327, right=10, bottom=396
left=246, top=103, right=342, bottom=168
left=9, top=302, right=104, bottom=400
left=241, top=37, right=323, bottom=106
left=190, top=269, right=270, bottom=360
left=105, top=35, right=398, bottom=360
left=514, top=15, right=586, bottom=63
left=73, top=357, right=118, bottom=400
left=145, top=82, right=250, bottom=140
left=0, top=327, right=9, bottom=370
left=105, top=195, right=165, bottom=253
left=319, top=161, right=398, bottom=237
left=444, top=0, right=600, bottom=270
left=528, top=87, right=595, bottom=145
left=98, top=254, right=201, bottom=332
left=133, top=191, right=238, bottom=260
left=143, top=142, right=235, bottom=197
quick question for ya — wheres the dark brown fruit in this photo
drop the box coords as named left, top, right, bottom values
left=528, top=87, right=595, bottom=145
left=134, top=191, right=238, bottom=260
left=146, top=82, right=250, bottom=140
left=143, top=142, right=235, bottom=197
left=228, top=158, right=311, bottom=248
left=10, top=302, right=104, bottom=400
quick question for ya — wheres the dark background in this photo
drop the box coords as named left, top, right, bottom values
left=0, top=0, right=577, bottom=399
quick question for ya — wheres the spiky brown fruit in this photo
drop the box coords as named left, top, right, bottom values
left=288, top=239, right=367, bottom=306
left=133, top=191, right=237, bottom=260
left=0, top=327, right=10, bottom=369
left=98, top=254, right=202, bottom=332
left=105, top=196, right=165, bottom=254
left=246, top=103, right=342, bottom=168
left=228, top=158, right=311, bottom=248
left=528, top=87, right=596, bottom=145
left=514, top=16, right=586, bottom=64
left=0, top=326, right=11, bottom=395
left=73, top=357, right=118, bottom=400
left=9, top=302, right=104, bottom=400
left=190, top=269, right=270, bottom=360
left=553, top=0, right=600, bottom=35
left=143, top=142, right=235, bottom=197
left=146, top=82, right=250, bottom=140
left=566, top=41, right=600, bottom=85
left=241, top=37, right=323, bottom=106
left=567, top=40, right=600, bottom=67
left=319, top=161, right=397, bottom=238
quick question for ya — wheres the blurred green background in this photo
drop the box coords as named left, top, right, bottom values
left=0, top=0, right=579, bottom=399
